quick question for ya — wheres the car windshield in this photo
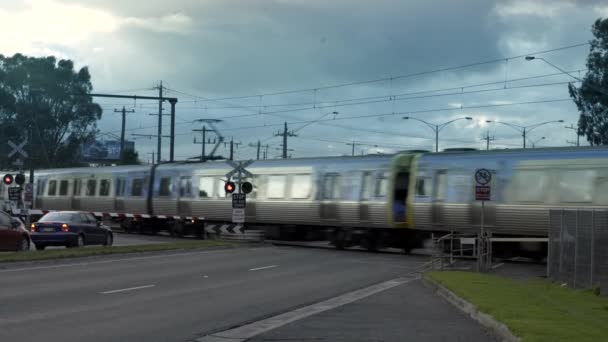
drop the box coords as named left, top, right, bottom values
left=38, top=213, right=78, bottom=222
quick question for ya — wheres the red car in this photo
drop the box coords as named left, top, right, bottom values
left=0, top=210, right=31, bottom=252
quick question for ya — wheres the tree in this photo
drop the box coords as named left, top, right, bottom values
left=569, top=18, right=608, bottom=145
left=0, top=54, right=102, bottom=168
left=120, top=149, right=141, bottom=165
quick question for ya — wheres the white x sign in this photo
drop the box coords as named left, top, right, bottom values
left=225, top=160, right=254, bottom=179
left=8, top=139, right=28, bottom=158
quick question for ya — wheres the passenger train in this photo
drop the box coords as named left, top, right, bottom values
left=1, top=146, right=606, bottom=252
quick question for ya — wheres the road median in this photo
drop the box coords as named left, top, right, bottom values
left=0, top=240, right=234, bottom=263
left=425, top=271, right=608, bottom=342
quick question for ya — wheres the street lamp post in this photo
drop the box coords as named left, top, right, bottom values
left=486, top=120, right=564, bottom=148
left=403, top=116, right=473, bottom=152
left=525, top=56, right=608, bottom=96
left=530, top=136, right=545, bottom=148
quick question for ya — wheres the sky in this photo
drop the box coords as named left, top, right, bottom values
left=0, top=0, right=607, bottom=162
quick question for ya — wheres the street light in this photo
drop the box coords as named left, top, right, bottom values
left=403, top=116, right=473, bottom=152
left=525, top=56, right=608, bottom=96
left=485, top=119, right=564, bottom=148
left=530, top=136, right=545, bottom=148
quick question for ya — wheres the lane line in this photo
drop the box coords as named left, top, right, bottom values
left=249, top=265, right=278, bottom=271
left=101, top=284, right=155, bottom=294
left=193, top=275, right=417, bottom=342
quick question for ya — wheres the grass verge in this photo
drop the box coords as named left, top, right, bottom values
left=426, top=271, right=608, bottom=342
left=0, top=240, right=233, bottom=263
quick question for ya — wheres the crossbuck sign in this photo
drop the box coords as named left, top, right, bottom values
left=225, top=160, right=253, bottom=181
left=8, top=139, right=28, bottom=159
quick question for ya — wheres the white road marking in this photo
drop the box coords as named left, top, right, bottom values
left=491, top=263, right=504, bottom=269
left=249, top=265, right=278, bottom=271
left=194, top=276, right=417, bottom=342
left=101, top=284, right=155, bottom=294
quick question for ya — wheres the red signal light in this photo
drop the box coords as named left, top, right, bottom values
left=224, top=181, right=235, bottom=193
left=3, top=174, right=13, bottom=185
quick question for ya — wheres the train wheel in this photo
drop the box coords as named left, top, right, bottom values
left=332, top=229, right=346, bottom=250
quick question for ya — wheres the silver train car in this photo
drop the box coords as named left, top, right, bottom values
left=3, top=146, right=607, bottom=251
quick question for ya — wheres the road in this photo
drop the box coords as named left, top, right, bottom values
left=0, top=246, right=430, bottom=342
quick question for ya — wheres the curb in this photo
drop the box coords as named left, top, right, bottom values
left=422, top=276, right=520, bottom=342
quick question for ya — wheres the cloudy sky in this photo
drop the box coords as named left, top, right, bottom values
left=1, top=0, right=606, bottom=162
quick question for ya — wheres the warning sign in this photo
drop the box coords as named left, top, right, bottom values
left=475, top=185, right=491, bottom=201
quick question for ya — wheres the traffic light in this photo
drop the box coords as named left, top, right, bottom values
left=224, top=181, right=236, bottom=194
left=242, top=182, right=253, bottom=194
left=3, top=174, right=13, bottom=185
left=15, top=174, right=25, bottom=186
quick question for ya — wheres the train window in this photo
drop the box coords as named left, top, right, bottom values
left=361, top=172, right=373, bottom=200
left=131, top=178, right=143, bottom=197
left=59, top=180, right=69, bottom=196
left=291, top=174, right=311, bottom=199
left=416, top=177, right=431, bottom=197
left=267, top=175, right=287, bottom=199
left=513, top=171, right=546, bottom=202
left=375, top=173, right=388, bottom=198
left=86, top=179, right=97, bottom=196
left=322, top=174, right=340, bottom=199
left=559, top=170, right=594, bottom=203
left=159, top=177, right=172, bottom=197
left=179, top=177, right=192, bottom=197
left=48, top=180, right=57, bottom=196
left=73, top=179, right=81, bottom=196
left=99, top=180, right=111, bottom=197
left=37, top=179, right=46, bottom=196
left=115, top=178, right=126, bottom=197
left=198, top=177, right=214, bottom=198
left=434, top=172, right=447, bottom=200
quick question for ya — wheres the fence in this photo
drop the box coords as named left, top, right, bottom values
left=548, top=209, right=608, bottom=293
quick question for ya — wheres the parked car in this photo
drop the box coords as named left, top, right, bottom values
left=30, top=211, right=113, bottom=250
left=0, top=210, right=30, bottom=252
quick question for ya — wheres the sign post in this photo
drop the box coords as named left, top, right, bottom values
left=225, top=160, right=254, bottom=226
left=7, top=139, right=29, bottom=222
left=474, top=168, right=492, bottom=272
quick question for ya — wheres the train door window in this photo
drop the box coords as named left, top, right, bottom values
left=179, top=176, right=193, bottom=197
left=86, top=179, right=97, bottom=196
left=159, top=177, right=172, bottom=197
left=48, top=180, right=57, bottom=196
left=433, top=171, right=447, bottom=200
left=99, top=180, right=111, bottom=197
left=416, top=177, right=432, bottom=197
left=131, top=178, right=143, bottom=197
left=198, top=177, right=214, bottom=198
left=37, top=179, right=46, bottom=196
left=115, top=178, right=126, bottom=197
left=73, top=179, right=81, bottom=196
left=559, top=170, right=594, bottom=203
left=59, top=180, right=69, bottom=196
left=594, top=176, right=608, bottom=204
left=361, top=172, right=373, bottom=201
left=267, top=175, right=287, bottom=199
left=291, top=174, right=312, bottom=199
left=374, top=172, right=388, bottom=198
left=322, top=174, right=334, bottom=200
left=513, top=170, right=546, bottom=202
left=393, top=172, right=409, bottom=222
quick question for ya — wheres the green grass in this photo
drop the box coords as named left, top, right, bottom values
left=426, top=271, right=608, bottom=342
left=0, top=240, right=233, bottom=263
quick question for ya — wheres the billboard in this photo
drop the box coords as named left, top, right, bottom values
left=81, top=140, right=135, bottom=161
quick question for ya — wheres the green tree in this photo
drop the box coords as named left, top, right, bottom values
left=569, top=18, right=608, bottom=145
left=0, top=54, right=102, bottom=168
left=120, top=149, right=141, bottom=165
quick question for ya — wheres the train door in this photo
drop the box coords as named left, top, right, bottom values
left=320, top=173, right=340, bottom=226
left=393, top=171, right=409, bottom=223
left=432, top=170, right=447, bottom=226
left=359, top=171, right=373, bottom=225
left=177, top=175, right=193, bottom=216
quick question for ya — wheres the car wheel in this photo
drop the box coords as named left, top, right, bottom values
left=76, top=234, right=85, bottom=248
left=18, top=237, right=30, bottom=252
left=103, top=233, right=113, bottom=246
left=35, top=244, right=46, bottom=251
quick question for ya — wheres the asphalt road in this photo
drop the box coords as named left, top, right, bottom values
left=0, top=246, right=431, bottom=342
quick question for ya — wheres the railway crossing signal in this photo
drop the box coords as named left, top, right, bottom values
left=241, top=182, right=253, bottom=194
left=224, top=181, right=236, bottom=194
left=15, top=173, right=25, bottom=186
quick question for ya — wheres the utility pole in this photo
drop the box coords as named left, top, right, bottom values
left=346, top=140, right=362, bottom=156
left=480, top=131, right=496, bottom=150
left=114, top=106, right=135, bottom=161
left=224, top=138, right=241, bottom=161
left=156, top=81, right=163, bottom=163
left=257, top=140, right=261, bottom=160
left=274, top=122, right=297, bottom=159
left=564, top=124, right=580, bottom=147
left=193, top=126, right=219, bottom=161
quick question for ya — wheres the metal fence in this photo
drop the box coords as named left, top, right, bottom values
left=548, top=209, right=608, bottom=293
